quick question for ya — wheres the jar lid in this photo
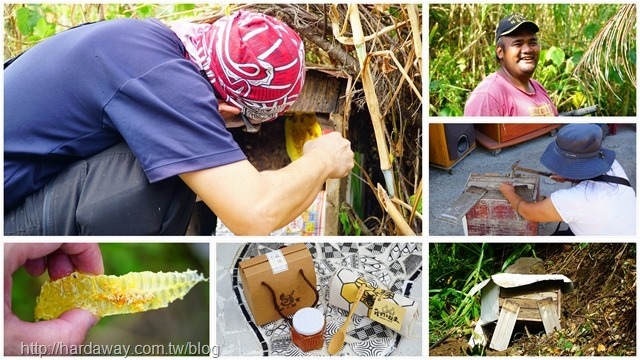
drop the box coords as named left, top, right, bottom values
left=292, top=307, right=324, bottom=335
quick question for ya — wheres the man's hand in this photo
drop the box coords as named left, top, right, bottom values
left=498, top=182, right=563, bottom=222
left=180, top=131, right=354, bottom=235
left=499, top=182, right=516, bottom=196
left=4, top=243, right=104, bottom=355
left=302, top=132, right=354, bottom=179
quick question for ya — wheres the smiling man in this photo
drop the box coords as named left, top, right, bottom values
left=464, top=14, right=558, bottom=116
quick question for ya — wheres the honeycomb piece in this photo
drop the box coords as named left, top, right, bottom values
left=284, top=112, right=322, bottom=161
left=34, top=270, right=206, bottom=320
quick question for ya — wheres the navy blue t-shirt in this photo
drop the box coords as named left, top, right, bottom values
left=4, top=18, right=247, bottom=210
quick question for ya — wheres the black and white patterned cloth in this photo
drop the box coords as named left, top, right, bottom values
left=231, top=242, right=422, bottom=356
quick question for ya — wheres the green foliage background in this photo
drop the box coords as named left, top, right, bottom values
left=4, top=3, right=208, bottom=59
left=429, top=4, right=636, bottom=116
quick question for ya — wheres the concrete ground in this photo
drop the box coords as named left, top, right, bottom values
left=429, top=123, right=637, bottom=236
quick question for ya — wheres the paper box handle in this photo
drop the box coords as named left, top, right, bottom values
left=261, top=269, right=319, bottom=326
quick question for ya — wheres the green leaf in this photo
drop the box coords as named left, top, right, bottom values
left=428, top=23, right=439, bottom=43
left=429, top=79, right=441, bottom=92
left=409, top=194, right=422, bottom=214
left=174, top=4, right=196, bottom=13
left=571, top=92, right=586, bottom=109
left=30, top=17, right=55, bottom=41
left=628, top=48, right=636, bottom=65
left=352, top=220, right=361, bottom=236
left=545, top=46, right=565, bottom=67
left=584, top=23, right=601, bottom=40
left=441, top=103, right=463, bottom=117
left=388, top=6, right=402, bottom=18
left=136, top=5, right=154, bottom=18
left=564, top=57, right=575, bottom=74
left=15, top=7, right=41, bottom=36
left=339, top=211, right=352, bottom=235
left=571, top=51, right=584, bottom=64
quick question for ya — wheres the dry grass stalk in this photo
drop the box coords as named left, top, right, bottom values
left=573, top=4, right=636, bottom=98
left=210, top=3, right=422, bottom=234
left=348, top=5, right=395, bottom=202
left=376, top=184, right=415, bottom=236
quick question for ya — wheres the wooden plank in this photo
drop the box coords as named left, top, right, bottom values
left=501, top=286, right=562, bottom=319
left=322, top=113, right=346, bottom=236
left=499, top=292, right=559, bottom=309
left=499, top=289, right=561, bottom=321
left=510, top=307, right=543, bottom=322
left=538, top=298, right=561, bottom=334
left=558, top=288, right=562, bottom=320
left=440, top=185, right=487, bottom=223
left=490, top=300, right=520, bottom=351
left=288, top=70, right=346, bottom=114
left=324, top=179, right=340, bottom=236
left=501, top=285, right=559, bottom=297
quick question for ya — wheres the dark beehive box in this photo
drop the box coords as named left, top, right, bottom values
left=221, top=68, right=349, bottom=236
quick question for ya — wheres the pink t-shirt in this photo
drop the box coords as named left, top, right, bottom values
left=464, top=71, right=558, bottom=116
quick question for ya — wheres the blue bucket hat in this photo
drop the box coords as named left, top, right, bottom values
left=540, top=124, right=615, bottom=180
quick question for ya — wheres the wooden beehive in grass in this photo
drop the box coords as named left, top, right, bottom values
left=468, top=273, right=574, bottom=351
left=499, top=281, right=562, bottom=323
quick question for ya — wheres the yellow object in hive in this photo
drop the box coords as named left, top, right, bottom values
left=34, top=270, right=206, bottom=320
left=285, top=112, right=322, bottom=161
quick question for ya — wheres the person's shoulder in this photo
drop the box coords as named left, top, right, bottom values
left=609, top=159, right=630, bottom=179
left=464, top=72, right=507, bottom=116
left=470, top=71, right=514, bottom=94
left=474, top=71, right=500, bottom=87
left=97, top=17, right=166, bottom=31
left=94, top=18, right=181, bottom=55
left=530, top=78, right=550, bottom=92
left=77, top=18, right=170, bottom=37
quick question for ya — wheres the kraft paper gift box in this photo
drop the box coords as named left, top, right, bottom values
left=329, top=268, right=419, bottom=337
left=239, top=243, right=318, bottom=326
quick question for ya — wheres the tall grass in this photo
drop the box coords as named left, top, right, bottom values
left=429, top=3, right=634, bottom=116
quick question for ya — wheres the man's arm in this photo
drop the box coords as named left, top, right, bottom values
left=499, top=182, right=563, bottom=222
left=180, top=132, right=354, bottom=235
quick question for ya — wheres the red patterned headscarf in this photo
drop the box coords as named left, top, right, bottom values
left=169, top=10, right=306, bottom=122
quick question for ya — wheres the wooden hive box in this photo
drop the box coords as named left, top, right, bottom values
left=463, top=173, right=540, bottom=236
left=288, top=68, right=347, bottom=115
left=468, top=274, right=574, bottom=351
left=287, top=68, right=349, bottom=236
left=203, top=68, right=349, bottom=236
left=498, top=281, right=562, bottom=322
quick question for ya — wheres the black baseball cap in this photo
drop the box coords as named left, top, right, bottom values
left=495, top=14, right=539, bottom=43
